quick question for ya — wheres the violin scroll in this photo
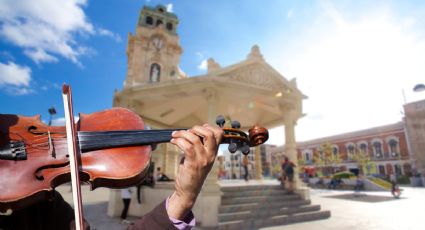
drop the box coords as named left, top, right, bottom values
left=216, top=115, right=268, bottom=155
left=248, top=126, right=269, bottom=146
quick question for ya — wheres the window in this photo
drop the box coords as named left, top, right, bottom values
left=347, top=145, right=355, bottom=154
left=394, top=164, right=402, bottom=176
left=156, top=20, right=163, bottom=27
left=146, top=16, right=153, bottom=25
left=388, top=139, right=399, bottom=157
left=359, top=143, right=368, bottom=154
left=305, top=153, right=310, bottom=161
left=373, top=142, right=383, bottom=158
left=332, top=145, right=339, bottom=158
left=166, top=22, right=173, bottom=31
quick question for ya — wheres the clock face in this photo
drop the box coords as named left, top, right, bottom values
left=152, top=37, right=163, bottom=49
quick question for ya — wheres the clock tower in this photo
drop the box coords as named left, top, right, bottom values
left=124, top=5, right=185, bottom=87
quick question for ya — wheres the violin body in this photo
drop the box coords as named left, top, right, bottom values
left=0, top=108, right=151, bottom=213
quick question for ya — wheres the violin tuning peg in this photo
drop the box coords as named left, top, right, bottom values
left=241, top=143, right=250, bottom=155
left=216, top=115, right=225, bottom=127
left=231, top=120, right=241, bottom=129
left=228, top=143, right=238, bottom=153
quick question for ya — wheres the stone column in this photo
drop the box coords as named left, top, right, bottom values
left=284, top=116, right=301, bottom=189
left=255, top=146, right=263, bottom=179
left=197, top=88, right=221, bottom=227
left=284, top=116, right=310, bottom=199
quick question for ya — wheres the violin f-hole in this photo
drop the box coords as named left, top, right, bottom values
left=34, top=162, right=70, bottom=181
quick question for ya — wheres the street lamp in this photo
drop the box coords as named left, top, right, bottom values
left=413, top=83, right=425, bottom=93
left=48, top=106, right=57, bottom=126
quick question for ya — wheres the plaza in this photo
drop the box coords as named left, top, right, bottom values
left=57, top=182, right=425, bottom=230
left=1, top=1, right=425, bottom=230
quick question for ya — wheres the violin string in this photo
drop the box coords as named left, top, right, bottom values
left=26, top=129, right=177, bottom=145
left=16, top=130, right=177, bottom=157
left=17, top=130, right=196, bottom=159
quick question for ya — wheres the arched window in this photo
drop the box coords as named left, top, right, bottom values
left=302, top=149, right=313, bottom=164
left=156, top=20, right=163, bottom=27
left=332, top=145, right=339, bottom=158
left=347, top=145, right=355, bottom=154
left=150, top=63, right=161, bottom=82
left=346, top=143, right=355, bottom=160
left=373, top=142, right=383, bottom=158
left=166, top=22, right=173, bottom=31
left=388, top=139, right=399, bottom=157
left=146, top=16, right=153, bottom=25
left=359, top=143, right=368, bottom=154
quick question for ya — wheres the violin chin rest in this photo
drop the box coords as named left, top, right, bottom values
left=0, top=208, right=13, bottom=216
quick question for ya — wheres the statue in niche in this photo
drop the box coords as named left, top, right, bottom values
left=150, top=63, right=161, bottom=82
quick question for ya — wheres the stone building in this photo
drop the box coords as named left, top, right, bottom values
left=404, top=99, right=425, bottom=185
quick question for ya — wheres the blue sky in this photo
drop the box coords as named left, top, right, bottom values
left=1, top=0, right=425, bottom=145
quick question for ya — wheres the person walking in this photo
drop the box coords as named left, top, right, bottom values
left=281, top=156, right=296, bottom=194
left=242, top=155, right=250, bottom=182
left=121, top=187, right=133, bottom=224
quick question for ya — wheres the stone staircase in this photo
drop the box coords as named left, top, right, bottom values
left=216, top=185, right=330, bottom=230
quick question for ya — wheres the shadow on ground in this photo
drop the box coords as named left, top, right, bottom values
left=324, top=193, right=404, bottom=203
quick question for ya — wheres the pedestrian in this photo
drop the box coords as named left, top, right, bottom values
left=121, top=187, right=133, bottom=224
left=281, top=156, right=296, bottom=193
left=242, top=155, right=249, bottom=182
left=156, top=167, right=172, bottom=181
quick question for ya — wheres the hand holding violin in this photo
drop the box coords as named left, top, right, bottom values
left=168, top=124, right=223, bottom=220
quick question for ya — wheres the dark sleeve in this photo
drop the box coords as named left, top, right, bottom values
left=0, top=191, right=76, bottom=230
left=127, top=200, right=177, bottom=230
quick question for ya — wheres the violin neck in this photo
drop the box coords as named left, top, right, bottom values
left=78, top=129, right=185, bottom=152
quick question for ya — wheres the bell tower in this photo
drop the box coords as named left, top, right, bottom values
left=124, top=5, right=185, bottom=87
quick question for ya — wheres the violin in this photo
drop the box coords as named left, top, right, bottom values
left=0, top=86, right=269, bottom=219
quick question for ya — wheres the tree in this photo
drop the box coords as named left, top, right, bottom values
left=350, top=147, right=375, bottom=175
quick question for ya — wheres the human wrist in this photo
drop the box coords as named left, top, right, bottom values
left=167, top=192, right=196, bottom=220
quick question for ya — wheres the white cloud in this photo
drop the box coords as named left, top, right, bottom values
left=0, top=61, right=31, bottom=86
left=195, top=52, right=208, bottom=71
left=0, top=61, right=33, bottom=95
left=9, top=87, right=34, bottom=95
left=265, top=4, right=425, bottom=144
left=24, top=49, right=58, bottom=64
left=50, top=116, right=79, bottom=126
left=198, top=59, right=208, bottom=70
left=0, top=0, right=119, bottom=65
left=166, top=4, right=173, bottom=12
left=97, top=28, right=122, bottom=42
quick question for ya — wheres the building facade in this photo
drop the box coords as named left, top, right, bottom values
left=294, top=122, right=411, bottom=178
left=404, top=99, right=425, bottom=184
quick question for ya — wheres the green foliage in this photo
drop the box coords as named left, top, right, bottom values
left=397, top=175, right=410, bottom=184
left=313, top=142, right=342, bottom=176
left=332, top=171, right=354, bottom=179
left=349, top=147, right=374, bottom=175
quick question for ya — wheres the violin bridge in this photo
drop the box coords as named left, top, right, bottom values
left=48, top=131, right=56, bottom=158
